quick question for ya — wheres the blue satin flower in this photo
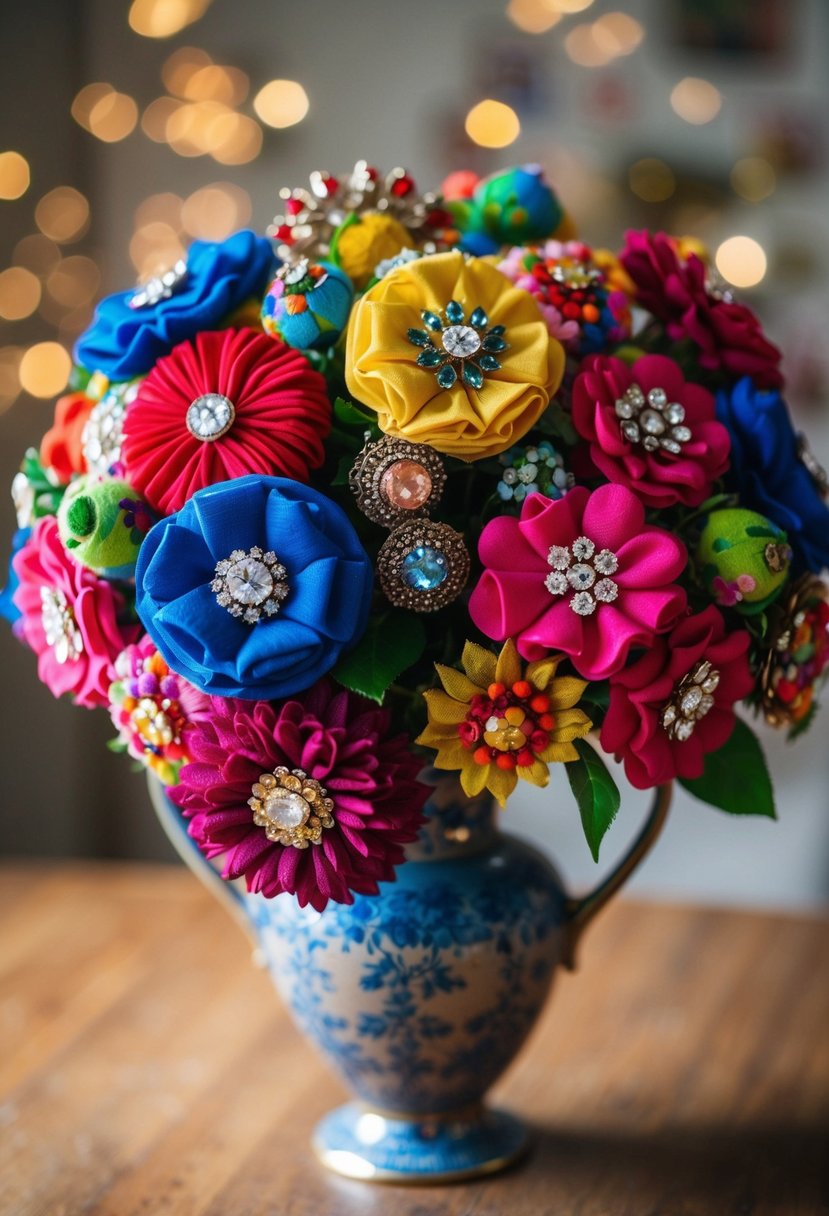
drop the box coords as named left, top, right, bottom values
left=74, top=230, right=277, bottom=381
left=0, top=528, right=31, bottom=629
left=716, top=376, right=829, bottom=574
left=135, top=476, right=373, bottom=700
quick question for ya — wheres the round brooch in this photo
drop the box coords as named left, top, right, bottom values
left=248, top=767, right=335, bottom=850
left=211, top=547, right=289, bottom=624
left=349, top=435, right=446, bottom=527
left=377, top=519, right=469, bottom=612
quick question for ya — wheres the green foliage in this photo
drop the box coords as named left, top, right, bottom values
left=679, top=718, right=776, bottom=818
left=566, top=738, right=622, bottom=862
left=333, top=613, right=427, bottom=703
left=333, top=396, right=377, bottom=428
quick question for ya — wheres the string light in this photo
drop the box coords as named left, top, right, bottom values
left=253, top=80, right=310, bottom=129
left=715, top=235, right=767, bottom=288
left=0, top=151, right=30, bottom=200
left=465, top=100, right=521, bottom=148
left=18, top=342, right=71, bottom=398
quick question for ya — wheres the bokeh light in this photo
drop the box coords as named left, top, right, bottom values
left=87, top=91, right=139, bottom=142
left=13, top=234, right=61, bottom=276
left=130, top=221, right=186, bottom=278
left=71, top=83, right=115, bottom=131
left=18, top=342, right=71, bottom=398
left=161, top=46, right=212, bottom=96
left=141, top=96, right=183, bottom=142
left=253, top=80, right=310, bottom=129
left=34, top=187, right=90, bottom=243
left=592, top=12, right=644, bottom=56
left=0, top=267, right=41, bottom=321
left=554, top=0, right=595, bottom=12
left=128, top=0, right=212, bottom=39
left=0, top=151, right=30, bottom=201
left=564, top=23, right=612, bottom=67
left=46, top=256, right=101, bottom=308
left=0, top=346, right=23, bottom=414
left=185, top=64, right=249, bottom=106
left=181, top=182, right=251, bottom=240
left=628, top=157, right=676, bottom=202
left=670, top=77, right=722, bottom=125
left=505, top=0, right=561, bottom=34
left=465, top=99, right=521, bottom=148
left=731, top=157, right=777, bottom=203
left=209, top=112, right=263, bottom=164
left=715, top=235, right=767, bottom=288
left=134, top=191, right=184, bottom=230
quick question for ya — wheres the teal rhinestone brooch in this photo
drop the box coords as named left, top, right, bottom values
left=406, top=300, right=509, bottom=390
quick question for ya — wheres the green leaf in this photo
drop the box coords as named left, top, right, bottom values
left=566, top=738, right=621, bottom=862
left=332, top=614, right=427, bottom=703
left=331, top=454, right=355, bottom=487
left=106, top=737, right=128, bottom=754
left=333, top=396, right=376, bottom=428
left=678, top=718, right=776, bottom=818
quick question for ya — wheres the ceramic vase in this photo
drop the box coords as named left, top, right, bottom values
left=149, top=771, right=669, bottom=1183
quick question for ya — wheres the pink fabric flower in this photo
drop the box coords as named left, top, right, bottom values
left=620, top=231, right=783, bottom=389
left=572, top=353, right=731, bottom=509
left=469, top=483, right=688, bottom=680
left=170, top=682, right=429, bottom=910
left=12, top=516, right=139, bottom=708
left=121, top=326, right=332, bottom=515
left=600, top=606, right=755, bottom=789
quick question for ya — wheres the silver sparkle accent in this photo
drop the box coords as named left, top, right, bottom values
left=129, top=258, right=188, bottom=309
left=40, top=587, right=83, bottom=664
left=82, top=382, right=139, bottom=476
left=442, top=325, right=482, bottom=358
left=614, top=384, right=691, bottom=455
left=211, top=547, right=289, bottom=624
left=375, top=247, right=422, bottom=279
left=11, top=472, right=35, bottom=529
left=661, top=659, right=720, bottom=741
left=546, top=536, right=619, bottom=615
left=185, top=393, right=236, bottom=442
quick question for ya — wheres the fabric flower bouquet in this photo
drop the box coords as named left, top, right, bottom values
left=4, top=161, right=829, bottom=912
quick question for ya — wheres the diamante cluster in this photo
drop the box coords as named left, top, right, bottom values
left=615, top=384, right=691, bottom=455
left=211, top=547, right=289, bottom=623
left=248, top=767, right=335, bottom=849
left=661, top=659, right=720, bottom=741
left=545, top=535, right=619, bottom=616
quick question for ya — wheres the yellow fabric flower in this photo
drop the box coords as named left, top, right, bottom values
left=332, top=212, right=412, bottom=289
left=344, top=251, right=565, bottom=461
left=416, top=639, right=592, bottom=807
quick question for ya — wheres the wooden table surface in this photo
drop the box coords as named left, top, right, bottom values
left=1, top=863, right=827, bottom=1216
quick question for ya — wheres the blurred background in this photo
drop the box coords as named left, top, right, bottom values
left=1, top=0, right=827, bottom=907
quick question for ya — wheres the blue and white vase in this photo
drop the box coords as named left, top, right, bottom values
left=150, top=771, right=669, bottom=1184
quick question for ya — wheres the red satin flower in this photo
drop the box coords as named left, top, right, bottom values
left=121, top=326, right=331, bottom=515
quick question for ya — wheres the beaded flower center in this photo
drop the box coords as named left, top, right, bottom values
left=406, top=299, right=508, bottom=391
left=545, top=535, right=619, bottom=616
left=615, top=384, right=692, bottom=455
left=186, top=393, right=236, bottom=441
left=248, top=766, right=335, bottom=849
left=458, top=679, right=557, bottom=773
left=82, top=383, right=139, bottom=477
left=211, top=547, right=289, bottom=623
left=40, top=587, right=83, bottom=664
left=128, top=696, right=185, bottom=751
left=129, top=258, right=188, bottom=310
left=661, top=659, right=720, bottom=741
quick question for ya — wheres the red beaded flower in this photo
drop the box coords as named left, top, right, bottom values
left=121, top=326, right=331, bottom=515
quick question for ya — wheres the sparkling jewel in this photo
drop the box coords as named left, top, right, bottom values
left=380, top=459, right=432, bottom=510
left=129, top=258, right=188, bottom=309
left=82, top=383, right=138, bottom=476
left=442, top=325, right=482, bottom=358
left=571, top=591, right=597, bottom=616
left=547, top=545, right=570, bottom=570
left=40, top=587, right=83, bottom=664
left=568, top=563, right=596, bottom=590
left=406, top=300, right=509, bottom=389
left=211, top=547, right=289, bottom=623
left=544, top=571, right=568, bottom=595
left=546, top=537, right=619, bottom=615
left=402, top=545, right=448, bottom=590
left=572, top=536, right=595, bottom=561
left=376, top=519, right=469, bottom=612
left=185, top=393, right=236, bottom=441
left=227, top=559, right=273, bottom=605
left=260, top=790, right=310, bottom=831
left=614, top=383, right=691, bottom=455
left=248, top=766, right=335, bottom=849
left=661, top=659, right=721, bottom=741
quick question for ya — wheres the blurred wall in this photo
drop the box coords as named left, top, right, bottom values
left=1, top=0, right=827, bottom=906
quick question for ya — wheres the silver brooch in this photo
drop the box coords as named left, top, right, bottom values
left=211, top=547, right=289, bottom=624
left=129, top=258, right=188, bottom=310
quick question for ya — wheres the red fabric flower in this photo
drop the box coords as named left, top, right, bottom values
left=600, top=606, right=754, bottom=789
left=170, top=682, right=429, bottom=911
left=121, top=327, right=331, bottom=515
left=620, top=231, right=783, bottom=389
left=40, top=392, right=94, bottom=484
left=572, top=353, right=731, bottom=509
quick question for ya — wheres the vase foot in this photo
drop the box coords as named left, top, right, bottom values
left=312, top=1101, right=528, bottom=1184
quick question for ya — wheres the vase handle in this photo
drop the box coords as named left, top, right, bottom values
left=562, top=782, right=672, bottom=970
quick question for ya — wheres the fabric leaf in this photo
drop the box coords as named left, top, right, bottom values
left=679, top=718, right=776, bottom=818
left=566, top=738, right=621, bottom=862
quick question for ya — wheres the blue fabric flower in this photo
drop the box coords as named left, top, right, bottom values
left=135, top=475, right=373, bottom=700
left=74, top=230, right=277, bottom=380
left=716, top=377, right=829, bottom=575
left=0, top=528, right=31, bottom=629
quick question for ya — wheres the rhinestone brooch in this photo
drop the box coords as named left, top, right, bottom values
left=545, top=535, right=619, bottom=616
left=129, top=258, right=188, bottom=310
left=185, top=393, right=236, bottom=442
left=377, top=519, right=470, bottom=613
left=349, top=434, right=446, bottom=527
left=81, top=381, right=140, bottom=477
left=40, top=587, right=83, bottom=664
left=615, top=384, right=692, bottom=455
left=211, top=547, right=289, bottom=624
left=406, top=299, right=508, bottom=390
left=661, top=659, right=721, bottom=741
left=248, top=767, right=335, bottom=849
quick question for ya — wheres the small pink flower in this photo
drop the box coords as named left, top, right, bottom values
left=572, top=353, right=731, bottom=509
left=600, top=606, right=755, bottom=789
left=469, top=483, right=688, bottom=681
left=13, top=517, right=139, bottom=708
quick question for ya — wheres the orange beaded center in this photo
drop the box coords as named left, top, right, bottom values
left=458, top=680, right=556, bottom=771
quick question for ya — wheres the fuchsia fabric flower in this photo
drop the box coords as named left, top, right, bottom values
left=572, top=353, right=731, bottom=509
left=170, top=681, right=429, bottom=910
left=620, top=231, right=783, bottom=389
left=600, top=606, right=754, bottom=789
left=12, top=517, right=139, bottom=708
left=122, top=326, right=332, bottom=515
left=469, top=483, right=687, bottom=680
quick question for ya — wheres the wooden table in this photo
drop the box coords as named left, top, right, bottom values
left=1, top=863, right=827, bottom=1215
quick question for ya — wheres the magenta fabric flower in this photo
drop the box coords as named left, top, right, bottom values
left=572, top=353, right=731, bottom=509
left=620, top=230, right=783, bottom=389
left=468, top=483, right=687, bottom=680
left=600, top=606, right=754, bottom=789
left=170, top=681, right=429, bottom=910
left=12, top=516, right=139, bottom=709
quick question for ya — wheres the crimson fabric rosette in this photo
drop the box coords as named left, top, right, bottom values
left=135, top=475, right=374, bottom=701
left=572, top=353, right=731, bottom=509
left=121, top=327, right=332, bottom=515
left=468, top=483, right=687, bottom=681
left=600, top=607, right=755, bottom=789
left=170, top=682, right=430, bottom=910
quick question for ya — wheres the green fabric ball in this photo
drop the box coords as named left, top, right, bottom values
left=57, top=475, right=149, bottom=579
left=697, top=507, right=792, bottom=615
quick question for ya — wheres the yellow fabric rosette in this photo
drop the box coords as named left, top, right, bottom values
left=344, top=250, right=565, bottom=461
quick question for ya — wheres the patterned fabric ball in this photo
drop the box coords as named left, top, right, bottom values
left=261, top=259, right=353, bottom=352
left=697, top=508, right=792, bottom=614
